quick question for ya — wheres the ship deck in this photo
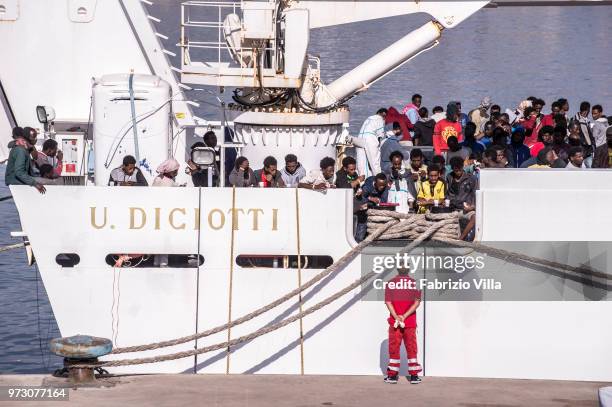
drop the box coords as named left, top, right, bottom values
left=1, top=374, right=607, bottom=406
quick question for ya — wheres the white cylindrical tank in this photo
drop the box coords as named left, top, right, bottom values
left=92, top=74, right=171, bottom=186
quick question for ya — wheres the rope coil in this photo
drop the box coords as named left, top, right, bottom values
left=366, top=209, right=462, bottom=240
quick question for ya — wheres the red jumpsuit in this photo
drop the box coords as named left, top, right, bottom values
left=385, top=275, right=422, bottom=377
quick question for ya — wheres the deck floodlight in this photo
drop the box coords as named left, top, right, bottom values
left=191, top=147, right=216, bottom=167
left=36, top=105, right=56, bottom=124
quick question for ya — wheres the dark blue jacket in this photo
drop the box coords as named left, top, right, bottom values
left=462, top=139, right=485, bottom=155
left=508, top=143, right=531, bottom=168
left=361, top=176, right=389, bottom=206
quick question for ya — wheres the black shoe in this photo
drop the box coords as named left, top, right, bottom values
left=409, top=375, right=422, bottom=384
left=384, top=375, right=398, bottom=384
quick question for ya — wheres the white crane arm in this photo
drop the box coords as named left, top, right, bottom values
left=296, top=1, right=491, bottom=29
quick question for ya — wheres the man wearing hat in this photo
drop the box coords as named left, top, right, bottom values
left=5, top=127, right=46, bottom=194
left=468, top=97, right=492, bottom=138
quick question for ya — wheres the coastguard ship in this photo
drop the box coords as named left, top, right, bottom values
left=1, top=0, right=611, bottom=381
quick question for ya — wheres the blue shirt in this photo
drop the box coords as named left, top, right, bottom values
left=459, top=113, right=469, bottom=129
left=406, top=109, right=419, bottom=126
left=479, top=137, right=492, bottom=148
left=361, top=176, right=389, bottom=206
left=462, top=139, right=485, bottom=155
left=509, top=144, right=531, bottom=168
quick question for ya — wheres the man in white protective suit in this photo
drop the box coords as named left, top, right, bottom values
left=349, top=108, right=387, bottom=178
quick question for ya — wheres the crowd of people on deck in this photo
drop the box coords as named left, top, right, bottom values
left=5, top=95, right=611, bottom=241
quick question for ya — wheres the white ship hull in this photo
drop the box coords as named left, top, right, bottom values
left=3, top=0, right=611, bottom=383
left=10, top=169, right=612, bottom=381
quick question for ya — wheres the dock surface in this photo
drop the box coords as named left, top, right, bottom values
left=0, top=374, right=607, bottom=406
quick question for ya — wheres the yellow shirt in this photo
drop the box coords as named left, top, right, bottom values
left=417, top=180, right=445, bottom=213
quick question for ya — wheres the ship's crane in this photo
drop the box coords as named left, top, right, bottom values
left=179, top=0, right=609, bottom=112
left=181, top=0, right=489, bottom=111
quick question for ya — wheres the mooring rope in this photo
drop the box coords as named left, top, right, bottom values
left=367, top=209, right=612, bottom=281
left=435, top=237, right=612, bottom=281
left=74, top=216, right=453, bottom=368
left=110, top=218, right=400, bottom=355
left=72, top=207, right=611, bottom=369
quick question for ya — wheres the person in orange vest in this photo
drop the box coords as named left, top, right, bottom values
left=383, top=267, right=422, bottom=384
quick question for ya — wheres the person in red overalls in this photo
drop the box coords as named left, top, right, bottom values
left=384, top=267, right=422, bottom=384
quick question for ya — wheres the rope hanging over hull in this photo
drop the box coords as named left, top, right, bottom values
left=4, top=208, right=606, bottom=369
left=75, top=216, right=452, bottom=368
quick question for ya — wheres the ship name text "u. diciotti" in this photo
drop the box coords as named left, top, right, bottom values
left=89, top=207, right=279, bottom=231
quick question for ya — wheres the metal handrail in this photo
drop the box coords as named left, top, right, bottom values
left=182, top=22, right=224, bottom=28
left=181, top=1, right=242, bottom=67
left=180, top=0, right=276, bottom=72
left=183, top=0, right=239, bottom=6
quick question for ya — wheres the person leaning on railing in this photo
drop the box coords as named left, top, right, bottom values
left=108, top=155, right=148, bottom=186
left=254, top=156, right=285, bottom=188
left=335, top=156, right=367, bottom=241
left=298, top=157, right=337, bottom=191
left=228, top=156, right=257, bottom=188
left=4, top=127, right=46, bottom=194
left=416, top=164, right=446, bottom=214
left=355, top=173, right=390, bottom=242
left=152, top=159, right=182, bottom=187
left=280, top=154, right=306, bottom=187
left=446, top=156, right=477, bottom=241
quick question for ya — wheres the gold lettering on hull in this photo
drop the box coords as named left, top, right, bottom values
left=90, top=207, right=108, bottom=229
left=248, top=208, right=264, bottom=231
left=272, top=208, right=278, bottom=231
left=169, top=208, right=186, bottom=230
left=129, top=207, right=147, bottom=229
left=155, top=208, right=161, bottom=230
left=208, top=209, right=225, bottom=230
left=90, top=207, right=280, bottom=231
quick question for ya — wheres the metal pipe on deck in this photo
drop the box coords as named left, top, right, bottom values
left=325, top=21, right=442, bottom=102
